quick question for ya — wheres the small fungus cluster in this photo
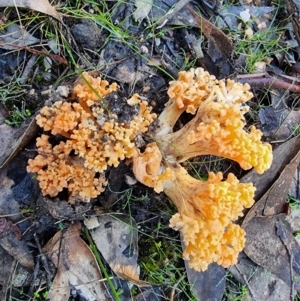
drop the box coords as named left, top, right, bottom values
left=28, top=68, right=273, bottom=270
left=27, top=72, right=156, bottom=203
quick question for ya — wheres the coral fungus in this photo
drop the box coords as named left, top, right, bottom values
left=155, top=69, right=272, bottom=174
left=164, top=164, right=255, bottom=271
left=132, top=68, right=273, bottom=271
left=28, top=68, right=273, bottom=271
left=27, top=72, right=156, bottom=202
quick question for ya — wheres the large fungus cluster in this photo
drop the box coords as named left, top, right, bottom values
left=28, top=68, right=273, bottom=270
left=132, top=68, right=272, bottom=271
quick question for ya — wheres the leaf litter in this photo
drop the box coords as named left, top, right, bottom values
left=0, top=0, right=61, bottom=20
left=43, top=222, right=111, bottom=301
left=84, top=214, right=149, bottom=287
left=1, top=0, right=300, bottom=300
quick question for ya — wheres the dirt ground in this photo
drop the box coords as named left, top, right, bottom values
left=1, top=0, right=300, bottom=300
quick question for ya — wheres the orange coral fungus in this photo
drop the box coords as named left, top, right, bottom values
left=73, top=72, right=118, bottom=103
left=27, top=135, right=107, bottom=203
left=29, top=67, right=273, bottom=270
left=27, top=72, right=156, bottom=202
left=132, top=142, right=174, bottom=193
left=156, top=68, right=217, bottom=135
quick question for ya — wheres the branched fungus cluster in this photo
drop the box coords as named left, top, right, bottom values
left=28, top=68, right=272, bottom=270
left=27, top=72, right=156, bottom=203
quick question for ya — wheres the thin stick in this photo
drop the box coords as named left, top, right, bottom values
left=170, top=274, right=185, bottom=301
left=235, top=265, right=258, bottom=301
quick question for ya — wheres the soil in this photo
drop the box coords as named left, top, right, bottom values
left=1, top=0, right=300, bottom=301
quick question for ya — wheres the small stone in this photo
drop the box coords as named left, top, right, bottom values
left=140, top=45, right=148, bottom=54
left=56, top=86, right=70, bottom=98
left=71, top=19, right=102, bottom=50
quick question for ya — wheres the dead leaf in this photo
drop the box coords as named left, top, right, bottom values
left=288, top=158, right=300, bottom=200
left=0, top=0, right=61, bottom=21
left=243, top=214, right=300, bottom=292
left=0, top=166, right=35, bottom=269
left=38, top=196, right=92, bottom=220
left=0, top=218, right=34, bottom=269
left=263, top=147, right=300, bottom=215
left=84, top=214, right=149, bottom=286
left=133, top=0, right=153, bottom=23
left=215, top=6, right=275, bottom=29
left=185, top=262, right=225, bottom=301
left=286, top=206, right=300, bottom=233
left=187, top=6, right=234, bottom=60
left=0, top=168, right=21, bottom=217
left=134, top=288, right=164, bottom=301
left=272, top=110, right=300, bottom=141
left=0, top=246, right=15, bottom=301
left=241, top=135, right=300, bottom=201
left=243, top=140, right=300, bottom=226
left=0, top=115, right=39, bottom=169
left=285, top=0, right=300, bottom=47
left=0, top=23, right=39, bottom=49
left=43, top=222, right=111, bottom=301
left=156, top=0, right=192, bottom=27
left=179, top=232, right=225, bottom=300
left=230, top=255, right=291, bottom=301
left=262, top=85, right=300, bottom=141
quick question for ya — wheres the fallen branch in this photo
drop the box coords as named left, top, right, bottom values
left=237, top=72, right=300, bottom=93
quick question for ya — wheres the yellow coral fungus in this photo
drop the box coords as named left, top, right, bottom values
left=132, top=67, right=273, bottom=271
left=137, top=160, right=254, bottom=271
left=156, top=75, right=272, bottom=174
left=27, top=73, right=156, bottom=202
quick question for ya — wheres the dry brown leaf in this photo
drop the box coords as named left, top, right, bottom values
left=43, top=222, right=111, bottom=301
left=243, top=214, right=300, bottom=292
left=84, top=214, right=149, bottom=287
left=230, top=255, right=290, bottom=301
left=0, top=115, right=39, bottom=169
left=242, top=139, right=300, bottom=226
left=187, top=6, right=233, bottom=60
left=0, top=0, right=61, bottom=21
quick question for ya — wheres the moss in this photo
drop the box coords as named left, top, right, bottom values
left=139, top=237, right=182, bottom=284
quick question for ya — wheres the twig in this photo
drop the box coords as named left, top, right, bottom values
left=28, top=257, right=40, bottom=297
left=170, top=274, right=185, bottom=301
left=237, top=74, right=300, bottom=93
left=33, top=233, right=53, bottom=289
left=235, top=265, right=258, bottom=301
left=0, top=41, right=68, bottom=65
left=275, top=219, right=295, bottom=301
